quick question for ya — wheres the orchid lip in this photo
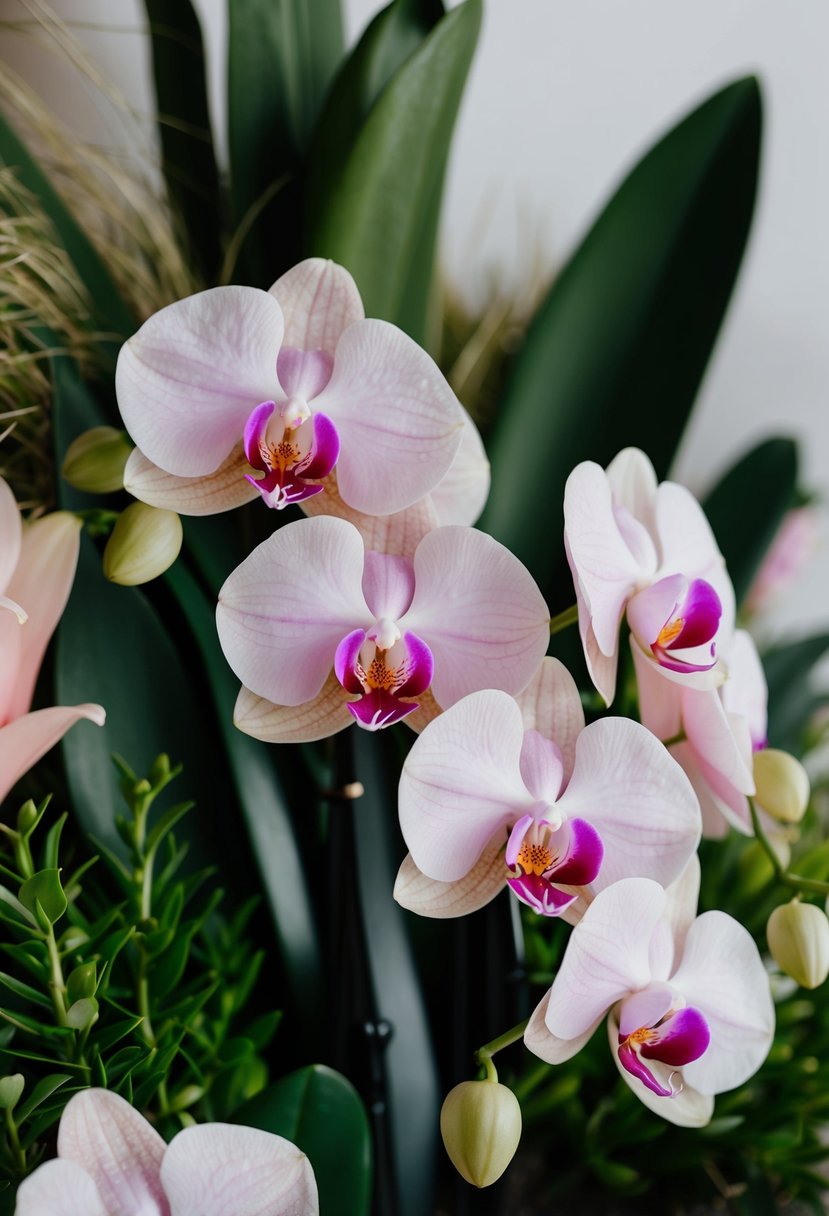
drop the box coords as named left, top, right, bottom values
left=504, top=815, right=603, bottom=917
left=335, top=627, right=434, bottom=732
left=243, top=402, right=339, bottom=510
left=617, top=1002, right=710, bottom=1097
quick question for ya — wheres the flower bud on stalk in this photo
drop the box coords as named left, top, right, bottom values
left=103, top=503, right=183, bottom=586
left=767, top=900, right=829, bottom=989
left=62, top=427, right=132, bottom=494
left=753, top=749, right=810, bottom=825
left=440, top=1080, right=522, bottom=1188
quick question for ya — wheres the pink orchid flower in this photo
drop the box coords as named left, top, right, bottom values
left=634, top=629, right=768, bottom=838
left=394, top=658, right=701, bottom=921
left=525, top=869, right=774, bottom=1127
left=0, top=481, right=104, bottom=808
left=563, top=448, right=735, bottom=705
left=216, top=516, right=550, bottom=742
left=15, top=1087, right=318, bottom=1215
left=118, top=258, right=465, bottom=519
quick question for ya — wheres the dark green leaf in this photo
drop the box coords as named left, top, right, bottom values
left=144, top=0, right=222, bottom=280
left=307, top=0, right=480, bottom=339
left=16, top=1073, right=73, bottom=1122
left=19, top=870, right=66, bottom=925
left=764, top=633, right=829, bottom=750
left=0, top=971, right=51, bottom=1010
left=479, top=77, right=762, bottom=607
left=703, top=438, right=798, bottom=605
left=236, top=1064, right=371, bottom=1216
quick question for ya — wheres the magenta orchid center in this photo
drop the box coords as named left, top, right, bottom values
left=628, top=575, right=722, bottom=675
left=617, top=988, right=710, bottom=1097
left=505, top=812, right=604, bottom=917
left=243, top=347, right=340, bottom=510
left=334, top=620, right=434, bottom=731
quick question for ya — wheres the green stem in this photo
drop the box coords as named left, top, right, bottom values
left=748, top=799, right=829, bottom=897
left=661, top=731, right=686, bottom=747
left=5, top=1108, right=25, bottom=1174
left=45, top=926, right=67, bottom=1028
left=549, top=604, right=579, bottom=636
left=475, top=1018, right=529, bottom=1082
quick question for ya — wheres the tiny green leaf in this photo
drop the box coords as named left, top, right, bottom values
left=19, top=871, right=67, bottom=926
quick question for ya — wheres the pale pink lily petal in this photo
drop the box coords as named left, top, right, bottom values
left=399, top=690, right=533, bottom=882
left=394, top=838, right=507, bottom=918
left=672, top=910, right=774, bottom=1095
left=0, top=477, right=22, bottom=599
left=270, top=258, right=364, bottom=355
left=558, top=718, right=701, bottom=891
left=116, top=287, right=282, bottom=477
left=524, top=989, right=603, bottom=1065
left=402, top=526, right=550, bottom=708
left=563, top=461, right=653, bottom=657
left=313, top=319, right=464, bottom=515
left=160, top=1123, right=318, bottom=1216
left=0, top=704, right=105, bottom=806
left=217, top=517, right=371, bottom=707
left=233, top=676, right=353, bottom=744
left=124, top=445, right=259, bottom=515
left=301, top=472, right=440, bottom=559
left=14, top=1158, right=109, bottom=1216
left=0, top=607, right=23, bottom=725
left=723, top=629, right=768, bottom=749
left=545, top=879, right=667, bottom=1041
left=605, top=447, right=658, bottom=543
left=515, top=658, right=584, bottom=782
left=429, top=406, right=490, bottom=526
left=607, top=1011, right=715, bottom=1128
left=57, top=1088, right=168, bottom=1216
left=4, top=513, right=82, bottom=721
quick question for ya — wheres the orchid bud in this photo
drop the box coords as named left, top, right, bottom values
left=62, top=427, right=132, bottom=494
left=0, top=1075, right=24, bottom=1111
left=440, top=1080, right=522, bottom=1188
left=103, top=503, right=182, bottom=586
left=754, top=749, right=810, bottom=825
left=767, top=900, right=829, bottom=989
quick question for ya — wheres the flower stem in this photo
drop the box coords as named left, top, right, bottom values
left=749, top=798, right=829, bottom=896
left=45, top=925, right=67, bottom=1028
left=660, top=731, right=686, bottom=747
left=5, top=1108, right=25, bottom=1174
left=475, top=1018, right=529, bottom=1082
left=549, top=604, right=579, bottom=636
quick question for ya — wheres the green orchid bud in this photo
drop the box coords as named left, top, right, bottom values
left=62, top=427, right=132, bottom=494
left=67, top=961, right=97, bottom=1004
left=0, top=1075, right=24, bottom=1111
left=768, top=900, right=829, bottom=989
left=103, top=503, right=183, bottom=586
left=66, top=996, right=99, bottom=1031
left=440, top=1080, right=522, bottom=1188
left=16, top=800, right=38, bottom=835
left=754, top=749, right=810, bottom=825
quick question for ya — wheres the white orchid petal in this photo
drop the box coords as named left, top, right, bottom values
left=682, top=686, right=755, bottom=801
left=605, top=448, right=659, bottom=542
left=116, top=287, right=282, bottom=477
left=394, top=840, right=507, bottom=918
left=631, top=639, right=683, bottom=742
left=429, top=406, right=490, bottom=526
left=161, top=1123, right=318, bottom=1216
left=270, top=258, right=364, bottom=355
left=15, top=1159, right=108, bottom=1216
left=655, top=481, right=725, bottom=583
left=607, top=1012, right=715, bottom=1127
left=515, top=658, right=585, bottom=782
left=722, top=630, right=768, bottom=748
left=524, top=989, right=602, bottom=1065
left=217, top=517, right=370, bottom=707
left=301, top=472, right=440, bottom=560
left=125, top=445, right=258, bottom=516
left=233, top=676, right=353, bottom=744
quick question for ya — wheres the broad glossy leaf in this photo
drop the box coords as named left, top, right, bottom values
left=479, top=77, right=762, bottom=607
left=235, top=1064, right=371, bottom=1216
left=703, top=437, right=798, bottom=605
left=144, top=0, right=222, bottom=281
left=307, top=0, right=480, bottom=339
left=763, top=633, right=829, bottom=751
left=19, top=870, right=66, bottom=925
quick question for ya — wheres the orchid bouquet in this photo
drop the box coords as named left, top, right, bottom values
left=0, top=1, right=827, bottom=1214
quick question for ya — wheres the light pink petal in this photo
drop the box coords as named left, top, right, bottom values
left=682, top=686, right=755, bottom=800
left=314, top=319, right=463, bottom=515
left=125, top=445, right=259, bottom=515
left=605, top=448, right=659, bottom=543
left=15, top=1159, right=108, bottom=1216
left=670, top=740, right=743, bottom=838
left=58, top=1088, right=168, bottom=1216
left=662, top=854, right=701, bottom=961
left=631, top=639, right=682, bottom=742
left=276, top=348, right=333, bottom=400
left=361, top=552, right=415, bottom=620
left=524, top=989, right=602, bottom=1065
left=216, top=517, right=371, bottom=707
left=398, top=689, right=534, bottom=882
left=0, top=606, right=23, bottom=725
left=563, top=462, right=651, bottom=657
left=270, top=258, right=364, bottom=355
left=301, top=472, right=440, bottom=560
left=515, top=657, right=584, bottom=782
left=632, top=636, right=727, bottom=693
left=402, top=526, right=550, bottom=708
left=618, top=984, right=675, bottom=1037
left=545, top=878, right=667, bottom=1041
left=722, top=629, right=768, bottom=749
left=233, top=676, right=353, bottom=744
left=161, top=1123, right=318, bottom=1216
left=116, top=286, right=282, bottom=478
left=672, top=911, right=774, bottom=1095
left=559, top=718, right=701, bottom=891
left=607, top=1012, right=715, bottom=1127
left=655, top=481, right=726, bottom=590
left=429, top=406, right=490, bottom=526
left=4, top=513, right=82, bottom=720
left=582, top=613, right=620, bottom=707
left=0, top=477, right=21, bottom=595
left=627, top=574, right=687, bottom=650
left=519, top=731, right=564, bottom=803
left=0, top=704, right=105, bottom=805
left=393, top=838, right=507, bottom=919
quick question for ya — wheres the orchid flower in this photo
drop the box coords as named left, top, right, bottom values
left=0, top=482, right=104, bottom=808
left=216, top=516, right=550, bottom=742
left=563, top=448, right=735, bottom=705
left=118, top=258, right=465, bottom=519
left=394, top=657, right=700, bottom=920
left=525, top=870, right=774, bottom=1127
left=634, top=629, right=768, bottom=838
left=15, top=1087, right=318, bottom=1215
